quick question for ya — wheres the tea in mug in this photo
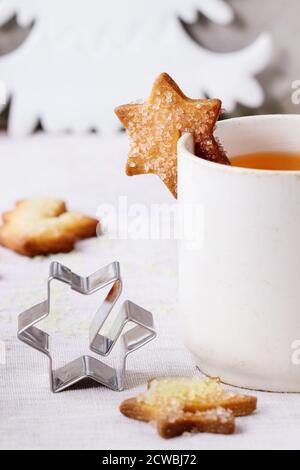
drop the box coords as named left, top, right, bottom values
left=230, top=152, right=300, bottom=171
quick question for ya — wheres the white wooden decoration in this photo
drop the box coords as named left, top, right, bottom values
left=0, top=0, right=273, bottom=136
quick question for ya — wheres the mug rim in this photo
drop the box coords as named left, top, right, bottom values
left=178, top=114, right=300, bottom=176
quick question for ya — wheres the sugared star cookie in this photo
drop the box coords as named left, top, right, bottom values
left=115, top=73, right=230, bottom=198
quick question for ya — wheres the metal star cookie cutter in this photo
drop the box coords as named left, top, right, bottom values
left=18, top=261, right=156, bottom=393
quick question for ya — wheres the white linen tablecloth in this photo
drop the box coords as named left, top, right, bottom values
left=0, top=134, right=300, bottom=450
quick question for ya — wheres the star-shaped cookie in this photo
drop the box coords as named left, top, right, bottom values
left=0, top=198, right=99, bottom=257
left=115, top=73, right=230, bottom=198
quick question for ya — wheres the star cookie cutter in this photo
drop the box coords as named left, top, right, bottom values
left=18, top=261, right=156, bottom=393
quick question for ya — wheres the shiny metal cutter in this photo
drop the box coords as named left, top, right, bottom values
left=18, top=261, right=156, bottom=393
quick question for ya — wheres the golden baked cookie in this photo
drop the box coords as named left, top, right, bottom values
left=0, top=198, right=99, bottom=257
left=156, top=408, right=235, bottom=439
left=120, top=377, right=257, bottom=439
left=115, top=73, right=230, bottom=198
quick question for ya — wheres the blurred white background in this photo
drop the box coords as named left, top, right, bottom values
left=1, top=0, right=296, bottom=135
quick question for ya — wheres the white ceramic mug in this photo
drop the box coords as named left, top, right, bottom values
left=178, top=115, right=300, bottom=392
